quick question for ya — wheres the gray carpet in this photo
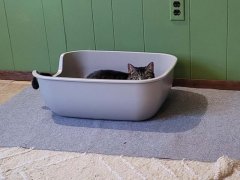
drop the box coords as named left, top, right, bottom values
left=0, top=87, right=240, bottom=162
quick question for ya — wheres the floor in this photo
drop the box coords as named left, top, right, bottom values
left=0, top=80, right=30, bottom=104
left=0, top=80, right=239, bottom=179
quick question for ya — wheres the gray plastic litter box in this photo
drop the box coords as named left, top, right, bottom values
left=32, top=50, right=177, bottom=121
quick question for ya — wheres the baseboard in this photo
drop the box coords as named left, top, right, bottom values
left=0, top=70, right=240, bottom=90
left=173, top=79, right=240, bottom=91
left=0, top=70, right=32, bottom=81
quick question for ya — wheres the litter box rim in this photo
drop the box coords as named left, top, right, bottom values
left=32, top=50, right=177, bottom=84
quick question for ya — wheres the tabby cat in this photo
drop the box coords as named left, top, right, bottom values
left=32, top=62, right=155, bottom=89
left=87, top=62, right=155, bottom=80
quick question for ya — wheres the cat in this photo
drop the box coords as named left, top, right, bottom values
left=86, top=70, right=129, bottom=80
left=32, top=72, right=52, bottom=89
left=127, top=62, right=155, bottom=80
left=32, top=62, right=155, bottom=89
left=87, top=62, right=155, bottom=80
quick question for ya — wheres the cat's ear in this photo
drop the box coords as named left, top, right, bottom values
left=146, top=62, right=154, bottom=72
left=128, top=63, right=136, bottom=74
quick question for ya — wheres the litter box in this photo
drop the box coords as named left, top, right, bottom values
left=32, top=50, right=177, bottom=121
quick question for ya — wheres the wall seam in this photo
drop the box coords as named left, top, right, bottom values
left=90, top=0, right=96, bottom=50
left=141, top=0, right=146, bottom=52
left=3, top=0, right=15, bottom=70
left=40, top=0, right=51, bottom=72
left=189, top=0, right=192, bottom=80
left=110, top=0, right=116, bottom=50
left=60, top=0, right=68, bottom=51
left=226, top=0, right=229, bottom=80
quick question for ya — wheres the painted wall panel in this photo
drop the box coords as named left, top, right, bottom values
left=112, top=0, right=144, bottom=51
left=143, top=0, right=190, bottom=78
left=190, top=0, right=227, bottom=80
left=42, top=0, right=66, bottom=73
left=0, top=0, right=240, bottom=81
left=92, top=0, right=114, bottom=50
left=0, top=0, right=14, bottom=70
left=227, top=0, right=240, bottom=81
left=62, top=0, right=95, bottom=51
left=4, top=0, right=50, bottom=72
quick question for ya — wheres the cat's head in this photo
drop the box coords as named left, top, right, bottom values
left=127, top=62, right=155, bottom=80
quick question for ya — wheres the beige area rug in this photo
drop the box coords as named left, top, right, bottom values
left=0, top=81, right=240, bottom=179
left=0, top=147, right=240, bottom=179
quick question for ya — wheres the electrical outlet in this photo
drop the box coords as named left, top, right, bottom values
left=170, top=0, right=185, bottom=21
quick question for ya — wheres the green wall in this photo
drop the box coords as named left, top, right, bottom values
left=0, top=0, right=239, bottom=80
